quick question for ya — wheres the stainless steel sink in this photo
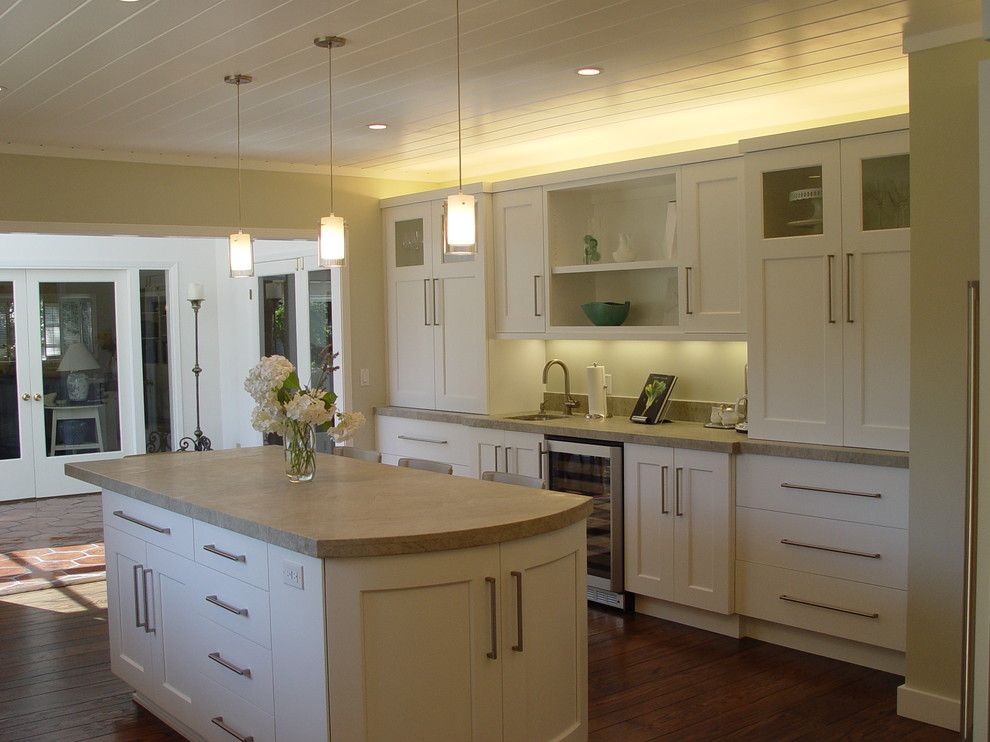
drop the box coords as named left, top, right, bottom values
left=505, top=413, right=568, bottom=421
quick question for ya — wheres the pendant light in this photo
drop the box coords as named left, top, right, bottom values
left=445, top=0, right=476, bottom=255
left=225, top=73, right=254, bottom=278
left=314, top=35, right=347, bottom=268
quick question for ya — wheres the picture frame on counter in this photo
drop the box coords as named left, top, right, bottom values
left=630, top=373, right=677, bottom=424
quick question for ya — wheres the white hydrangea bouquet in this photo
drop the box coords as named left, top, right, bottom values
left=244, top=349, right=364, bottom=482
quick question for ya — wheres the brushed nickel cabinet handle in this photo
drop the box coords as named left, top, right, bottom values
left=494, top=445, right=502, bottom=472
left=203, top=544, right=247, bottom=563
left=504, top=446, right=512, bottom=473
left=675, top=467, right=684, bottom=516
left=205, top=594, right=249, bottom=617
left=534, top=275, right=542, bottom=317
left=433, top=278, right=441, bottom=326
left=660, top=465, right=669, bottom=515
left=779, top=594, right=879, bottom=619
left=511, top=570, right=524, bottom=652
left=423, top=279, right=430, bottom=326
left=685, top=267, right=693, bottom=315
left=133, top=564, right=145, bottom=629
left=209, top=651, right=252, bottom=678
left=141, top=568, right=155, bottom=634
left=113, top=510, right=171, bottom=534
left=780, top=482, right=881, bottom=499
left=780, top=538, right=881, bottom=560
left=826, top=254, right=836, bottom=324
left=963, top=279, right=980, bottom=737
left=211, top=716, right=254, bottom=742
left=397, top=435, right=448, bottom=445
left=486, top=576, right=498, bottom=660
left=846, top=253, right=854, bottom=323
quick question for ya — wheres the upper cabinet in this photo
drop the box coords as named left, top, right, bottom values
left=384, top=198, right=489, bottom=413
left=678, top=158, right=746, bottom=334
left=745, top=130, right=909, bottom=450
left=492, top=188, right=547, bottom=334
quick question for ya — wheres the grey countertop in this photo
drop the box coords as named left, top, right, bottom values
left=376, top=406, right=909, bottom=469
left=66, top=447, right=593, bottom=558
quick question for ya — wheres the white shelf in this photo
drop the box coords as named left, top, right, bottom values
left=551, top=259, right=676, bottom=275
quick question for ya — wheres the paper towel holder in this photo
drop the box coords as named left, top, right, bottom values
left=586, top=362, right=608, bottom=420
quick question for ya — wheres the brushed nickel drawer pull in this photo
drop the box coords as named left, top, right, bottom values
left=211, top=716, right=254, bottom=742
left=209, top=651, right=252, bottom=678
left=203, top=544, right=247, bottom=563
left=486, top=576, right=498, bottom=660
left=397, top=435, right=448, bottom=445
left=779, top=594, right=879, bottom=619
left=113, top=510, right=171, bottom=534
left=780, top=538, right=881, bottom=560
left=205, top=594, right=249, bottom=617
left=780, top=482, right=882, bottom=499
left=511, top=570, right=524, bottom=652
left=660, top=465, right=669, bottom=515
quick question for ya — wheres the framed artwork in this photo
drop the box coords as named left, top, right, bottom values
left=630, top=373, right=677, bottom=424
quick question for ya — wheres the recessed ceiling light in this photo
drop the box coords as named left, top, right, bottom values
left=367, top=123, right=387, bottom=130
left=576, top=67, right=602, bottom=76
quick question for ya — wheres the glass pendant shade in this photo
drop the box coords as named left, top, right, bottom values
left=228, top=231, right=255, bottom=278
left=318, top=214, right=346, bottom=267
left=445, top=193, right=476, bottom=254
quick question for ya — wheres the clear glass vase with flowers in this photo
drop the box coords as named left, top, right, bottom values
left=244, top=348, right=364, bottom=482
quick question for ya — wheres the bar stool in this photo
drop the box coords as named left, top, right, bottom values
left=397, top=458, right=453, bottom=475
left=481, top=471, right=544, bottom=489
left=333, top=446, right=382, bottom=463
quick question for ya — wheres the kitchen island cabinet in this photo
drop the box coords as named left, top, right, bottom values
left=68, top=448, right=592, bottom=742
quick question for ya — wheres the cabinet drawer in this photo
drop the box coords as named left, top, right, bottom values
left=195, top=564, right=272, bottom=649
left=735, top=561, right=906, bottom=650
left=195, top=522, right=269, bottom=590
left=376, top=415, right=470, bottom=466
left=193, top=617, right=274, bottom=715
left=736, top=455, right=908, bottom=528
left=197, top=674, right=275, bottom=742
left=102, top=490, right=193, bottom=558
left=736, top=507, right=907, bottom=589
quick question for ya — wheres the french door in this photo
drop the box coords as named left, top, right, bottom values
left=0, top=269, right=135, bottom=500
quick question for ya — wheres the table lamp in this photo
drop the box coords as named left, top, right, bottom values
left=58, top=342, right=100, bottom=402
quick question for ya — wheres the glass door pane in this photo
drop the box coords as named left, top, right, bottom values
left=0, top=281, right=20, bottom=461
left=140, top=271, right=172, bottom=452
left=762, top=166, right=824, bottom=238
left=394, top=218, right=424, bottom=268
left=862, top=154, right=909, bottom=230
left=259, top=274, right=295, bottom=445
left=38, top=281, right=122, bottom=457
left=547, top=450, right=613, bottom=581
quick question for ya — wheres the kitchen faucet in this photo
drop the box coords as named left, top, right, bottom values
left=541, top=359, right=580, bottom=415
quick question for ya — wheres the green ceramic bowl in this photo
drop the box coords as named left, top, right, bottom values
left=581, top=301, right=631, bottom=326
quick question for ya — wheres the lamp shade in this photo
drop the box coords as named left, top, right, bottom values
left=445, top=193, right=476, bottom=253
left=229, top=231, right=254, bottom=278
left=318, top=214, right=346, bottom=267
left=58, top=342, right=99, bottom=373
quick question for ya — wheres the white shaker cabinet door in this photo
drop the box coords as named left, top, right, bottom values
left=385, top=203, right=437, bottom=409
left=500, top=523, right=587, bottom=742
left=671, top=448, right=733, bottom=614
left=493, top=188, right=547, bottom=334
left=622, top=444, right=675, bottom=601
left=104, top=525, right=154, bottom=696
left=326, top=545, right=503, bottom=742
left=840, top=131, right=911, bottom=451
left=679, top=158, right=746, bottom=333
left=505, top=431, right=544, bottom=481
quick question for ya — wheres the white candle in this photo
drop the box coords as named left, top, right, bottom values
left=187, top=282, right=205, bottom=301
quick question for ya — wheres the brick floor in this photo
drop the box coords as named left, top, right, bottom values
left=0, top=492, right=104, bottom=596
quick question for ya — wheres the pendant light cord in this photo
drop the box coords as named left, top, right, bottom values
left=236, top=79, right=243, bottom=231
left=455, top=0, right=463, bottom=193
left=328, top=43, right=335, bottom=214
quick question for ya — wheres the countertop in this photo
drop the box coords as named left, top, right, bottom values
left=376, top=406, right=909, bottom=469
left=66, top=447, right=593, bottom=558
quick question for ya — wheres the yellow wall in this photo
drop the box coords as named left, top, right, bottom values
left=904, top=38, right=989, bottom=718
left=0, top=153, right=433, bottom=450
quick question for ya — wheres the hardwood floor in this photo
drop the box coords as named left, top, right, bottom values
left=0, top=582, right=954, bottom=741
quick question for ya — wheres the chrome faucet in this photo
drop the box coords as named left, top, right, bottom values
left=542, top=359, right=579, bottom=415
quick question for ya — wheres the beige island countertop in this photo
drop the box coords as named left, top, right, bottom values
left=66, top=446, right=592, bottom=558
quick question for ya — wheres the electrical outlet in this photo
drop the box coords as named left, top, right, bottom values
left=360, top=368, right=371, bottom=386
left=282, top=561, right=304, bottom=590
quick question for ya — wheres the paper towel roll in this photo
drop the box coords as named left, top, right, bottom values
left=586, top=364, right=606, bottom=419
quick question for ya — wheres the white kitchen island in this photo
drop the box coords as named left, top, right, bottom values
left=67, top=447, right=592, bottom=742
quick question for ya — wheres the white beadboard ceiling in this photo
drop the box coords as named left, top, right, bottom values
left=0, top=0, right=978, bottom=182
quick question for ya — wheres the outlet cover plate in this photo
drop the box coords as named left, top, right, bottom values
left=282, top=560, right=304, bottom=590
